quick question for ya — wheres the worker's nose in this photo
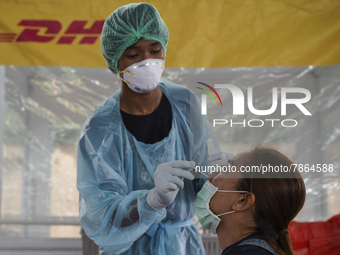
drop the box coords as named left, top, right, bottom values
left=140, top=51, right=154, bottom=61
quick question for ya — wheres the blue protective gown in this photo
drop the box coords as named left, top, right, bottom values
left=77, top=79, right=220, bottom=255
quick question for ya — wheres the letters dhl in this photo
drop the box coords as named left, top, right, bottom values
left=0, top=20, right=105, bottom=44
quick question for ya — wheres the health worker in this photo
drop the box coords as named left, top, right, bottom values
left=76, top=3, right=221, bottom=255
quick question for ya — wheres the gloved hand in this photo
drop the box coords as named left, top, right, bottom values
left=147, top=161, right=195, bottom=210
left=208, top=152, right=234, bottom=168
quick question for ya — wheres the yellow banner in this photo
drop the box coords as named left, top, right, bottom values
left=1, top=0, right=340, bottom=68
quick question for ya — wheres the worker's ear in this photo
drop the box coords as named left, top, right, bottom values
left=117, top=58, right=122, bottom=71
left=232, top=192, right=255, bottom=211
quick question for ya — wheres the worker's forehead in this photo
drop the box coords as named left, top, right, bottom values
left=126, top=39, right=161, bottom=50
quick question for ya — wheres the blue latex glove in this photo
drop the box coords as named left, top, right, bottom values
left=147, top=161, right=195, bottom=210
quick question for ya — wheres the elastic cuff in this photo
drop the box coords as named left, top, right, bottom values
left=147, top=189, right=163, bottom=211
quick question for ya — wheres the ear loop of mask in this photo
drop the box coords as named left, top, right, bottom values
left=215, top=190, right=248, bottom=217
left=119, top=70, right=134, bottom=87
left=160, top=62, right=165, bottom=80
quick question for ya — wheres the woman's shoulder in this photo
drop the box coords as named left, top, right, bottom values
left=222, top=244, right=275, bottom=255
left=222, top=234, right=277, bottom=255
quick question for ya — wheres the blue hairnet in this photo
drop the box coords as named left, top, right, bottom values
left=101, top=3, right=169, bottom=74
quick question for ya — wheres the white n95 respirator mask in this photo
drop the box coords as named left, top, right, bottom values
left=195, top=181, right=248, bottom=234
left=119, top=59, right=165, bottom=94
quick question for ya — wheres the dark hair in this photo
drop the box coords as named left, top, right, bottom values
left=235, top=145, right=306, bottom=255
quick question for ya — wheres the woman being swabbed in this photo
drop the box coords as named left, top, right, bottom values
left=195, top=145, right=306, bottom=255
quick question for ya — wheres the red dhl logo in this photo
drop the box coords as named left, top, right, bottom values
left=0, top=20, right=105, bottom=44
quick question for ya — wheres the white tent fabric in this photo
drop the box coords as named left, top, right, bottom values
left=0, top=65, right=339, bottom=240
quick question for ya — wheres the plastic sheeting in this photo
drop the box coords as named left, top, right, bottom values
left=0, top=65, right=339, bottom=241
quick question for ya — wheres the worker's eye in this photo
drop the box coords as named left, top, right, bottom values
left=151, top=49, right=161, bottom=54
left=127, top=54, right=138, bottom=59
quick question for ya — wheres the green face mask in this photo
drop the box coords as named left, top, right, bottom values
left=194, top=181, right=248, bottom=234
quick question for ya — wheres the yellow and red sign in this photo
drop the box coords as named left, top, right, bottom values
left=1, top=20, right=104, bottom=45
left=1, top=0, right=340, bottom=68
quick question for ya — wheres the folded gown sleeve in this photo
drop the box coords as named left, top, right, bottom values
left=77, top=127, right=166, bottom=254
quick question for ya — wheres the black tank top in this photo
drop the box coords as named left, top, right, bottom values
left=120, top=93, right=172, bottom=144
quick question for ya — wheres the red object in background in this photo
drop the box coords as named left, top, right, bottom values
left=289, top=214, right=340, bottom=255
